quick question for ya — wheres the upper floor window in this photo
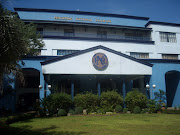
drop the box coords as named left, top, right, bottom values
left=130, top=52, right=149, bottom=59
left=97, top=31, right=107, bottom=38
left=64, top=29, right=74, bottom=37
left=37, top=28, right=43, bottom=35
left=57, top=50, right=79, bottom=56
left=162, top=54, right=178, bottom=60
left=160, top=32, right=177, bottom=43
left=125, top=33, right=143, bottom=40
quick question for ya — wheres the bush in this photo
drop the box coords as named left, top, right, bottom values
left=58, top=109, right=67, bottom=116
left=74, top=92, right=99, bottom=113
left=100, top=90, right=123, bottom=112
left=125, top=89, right=147, bottom=112
left=69, top=109, right=75, bottom=115
left=162, top=109, right=180, bottom=114
left=115, top=105, right=123, bottom=113
left=133, top=106, right=141, bottom=114
left=141, top=108, right=148, bottom=113
left=123, top=108, right=128, bottom=113
left=41, top=93, right=72, bottom=116
left=75, top=107, right=83, bottom=114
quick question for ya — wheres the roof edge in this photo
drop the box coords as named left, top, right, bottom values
left=41, top=45, right=153, bottom=67
left=145, top=21, right=180, bottom=27
left=14, top=7, right=149, bottom=20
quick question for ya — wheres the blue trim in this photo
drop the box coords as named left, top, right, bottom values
left=43, top=35, right=154, bottom=44
left=98, top=82, right=101, bottom=97
left=41, top=45, right=153, bottom=67
left=122, top=81, right=126, bottom=108
left=14, top=8, right=149, bottom=20
left=71, top=81, right=74, bottom=101
left=145, top=21, right=180, bottom=27
left=23, top=19, right=152, bottom=31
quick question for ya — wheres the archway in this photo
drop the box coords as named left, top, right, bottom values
left=165, top=71, right=180, bottom=107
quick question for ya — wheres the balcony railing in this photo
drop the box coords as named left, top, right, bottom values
left=40, top=31, right=153, bottom=43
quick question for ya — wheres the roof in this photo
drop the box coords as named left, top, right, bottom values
left=14, top=8, right=149, bottom=20
left=145, top=21, right=180, bottom=27
left=41, top=45, right=153, bottom=67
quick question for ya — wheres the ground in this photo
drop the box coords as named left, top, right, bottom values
left=2, top=114, right=180, bottom=135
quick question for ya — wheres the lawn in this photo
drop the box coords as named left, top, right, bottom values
left=2, top=114, right=180, bottom=135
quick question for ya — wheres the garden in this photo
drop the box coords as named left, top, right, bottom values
left=0, top=89, right=180, bottom=135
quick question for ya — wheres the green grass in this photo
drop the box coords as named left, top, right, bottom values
left=2, top=114, right=180, bottom=135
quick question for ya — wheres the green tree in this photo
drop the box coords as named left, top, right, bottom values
left=0, top=1, right=44, bottom=94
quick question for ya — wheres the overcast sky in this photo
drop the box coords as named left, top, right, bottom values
left=4, top=0, right=180, bottom=23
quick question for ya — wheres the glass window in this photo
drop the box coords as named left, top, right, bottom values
left=125, top=33, right=143, bottom=40
left=130, top=52, right=149, bottom=59
left=160, top=32, right=177, bottom=43
left=57, top=50, right=80, bottom=56
left=64, top=29, right=74, bottom=37
left=97, top=31, right=107, bottom=38
left=36, top=28, right=43, bottom=35
left=162, top=54, right=178, bottom=60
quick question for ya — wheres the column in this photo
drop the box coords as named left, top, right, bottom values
left=71, top=81, right=74, bottom=101
left=97, top=82, right=101, bottom=97
left=122, top=81, right=126, bottom=108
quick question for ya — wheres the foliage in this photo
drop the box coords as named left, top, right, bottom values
left=147, top=99, right=157, bottom=113
left=69, top=109, right=75, bottom=115
left=162, top=109, right=180, bottom=114
left=100, top=90, right=123, bottom=112
left=123, top=108, right=128, bottom=113
left=41, top=93, right=72, bottom=116
left=74, top=92, right=99, bottom=113
left=154, top=89, right=166, bottom=107
left=125, top=89, right=148, bottom=112
left=133, top=106, right=141, bottom=114
left=141, top=108, right=148, bottom=113
left=115, top=105, right=123, bottom=113
left=75, top=107, right=83, bottom=114
left=57, top=109, right=67, bottom=116
left=0, top=2, right=44, bottom=94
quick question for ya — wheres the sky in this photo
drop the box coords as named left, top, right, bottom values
left=3, top=0, right=180, bottom=23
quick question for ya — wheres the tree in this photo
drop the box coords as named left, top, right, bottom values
left=0, top=1, right=44, bottom=95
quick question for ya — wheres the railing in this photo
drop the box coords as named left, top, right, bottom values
left=40, top=31, right=152, bottom=42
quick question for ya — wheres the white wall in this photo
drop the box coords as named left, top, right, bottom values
left=42, top=49, right=152, bottom=75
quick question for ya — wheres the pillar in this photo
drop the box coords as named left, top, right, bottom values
left=122, top=81, right=126, bottom=108
left=71, top=81, right=74, bottom=101
left=97, top=82, right=101, bottom=97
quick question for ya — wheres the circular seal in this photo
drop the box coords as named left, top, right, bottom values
left=92, top=53, right=108, bottom=71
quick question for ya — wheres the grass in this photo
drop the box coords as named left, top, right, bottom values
left=1, top=114, right=180, bottom=135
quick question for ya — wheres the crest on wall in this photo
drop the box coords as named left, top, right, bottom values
left=92, top=53, right=108, bottom=71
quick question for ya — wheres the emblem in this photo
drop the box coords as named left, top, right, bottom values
left=92, top=53, right=108, bottom=70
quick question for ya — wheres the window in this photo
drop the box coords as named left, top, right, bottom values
left=160, top=32, right=176, bottom=43
left=36, top=28, right=43, bottom=35
left=130, top=52, right=149, bottom=59
left=162, top=54, right=178, bottom=60
left=125, top=33, right=143, bottom=40
left=57, top=50, right=79, bottom=56
left=97, top=31, right=107, bottom=38
left=64, top=29, right=74, bottom=37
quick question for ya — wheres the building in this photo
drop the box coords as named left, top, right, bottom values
left=1, top=8, right=180, bottom=111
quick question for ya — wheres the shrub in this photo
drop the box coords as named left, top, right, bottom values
left=75, top=107, right=83, bottom=114
left=115, top=105, right=123, bottom=113
left=125, top=89, right=147, bottom=112
left=141, top=108, right=148, bottom=113
left=123, top=108, right=128, bottom=113
left=69, top=109, right=75, bottom=115
left=147, top=99, right=156, bottom=113
left=74, top=92, right=99, bottom=113
left=58, top=109, right=67, bottom=116
left=133, top=106, right=141, bottom=114
left=100, top=90, right=123, bottom=112
left=162, top=109, right=180, bottom=114
left=41, top=93, right=72, bottom=116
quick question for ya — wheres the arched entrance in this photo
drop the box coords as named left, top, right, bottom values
left=16, top=68, right=40, bottom=111
left=165, top=71, right=180, bottom=107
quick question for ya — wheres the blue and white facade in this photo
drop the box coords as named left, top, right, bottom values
left=1, top=8, right=180, bottom=111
